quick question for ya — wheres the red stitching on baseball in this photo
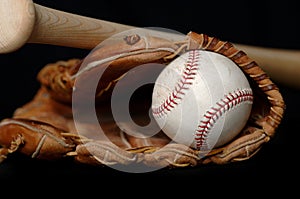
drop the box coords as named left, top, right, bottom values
left=195, top=88, right=253, bottom=150
left=152, top=50, right=200, bottom=117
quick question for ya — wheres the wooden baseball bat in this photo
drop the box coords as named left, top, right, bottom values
left=1, top=0, right=299, bottom=88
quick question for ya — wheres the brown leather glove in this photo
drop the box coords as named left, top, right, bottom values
left=0, top=31, right=285, bottom=169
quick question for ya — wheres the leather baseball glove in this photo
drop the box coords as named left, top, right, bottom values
left=0, top=31, right=285, bottom=169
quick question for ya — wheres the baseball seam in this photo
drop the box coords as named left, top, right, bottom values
left=152, top=50, right=200, bottom=117
left=195, top=88, right=253, bottom=150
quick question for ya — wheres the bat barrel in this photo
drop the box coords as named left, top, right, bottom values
left=0, top=0, right=36, bottom=53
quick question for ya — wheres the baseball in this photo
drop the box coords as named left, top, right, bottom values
left=151, top=49, right=253, bottom=150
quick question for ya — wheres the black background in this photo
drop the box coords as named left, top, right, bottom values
left=0, top=0, right=299, bottom=194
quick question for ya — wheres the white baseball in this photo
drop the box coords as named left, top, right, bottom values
left=151, top=49, right=253, bottom=150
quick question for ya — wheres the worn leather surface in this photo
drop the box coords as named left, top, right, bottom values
left=0, top=32, right=285, bottom=169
